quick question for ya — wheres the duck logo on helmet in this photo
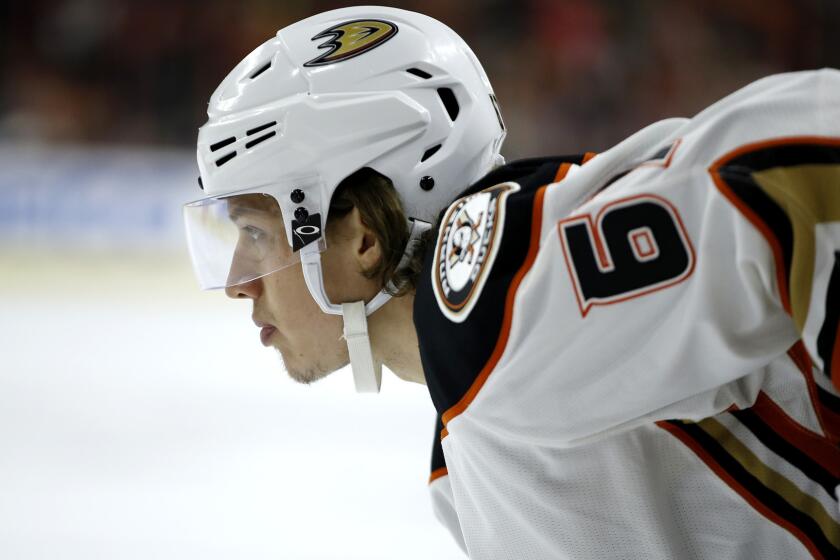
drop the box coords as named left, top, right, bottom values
left=303, top=19, right=398, bottom=67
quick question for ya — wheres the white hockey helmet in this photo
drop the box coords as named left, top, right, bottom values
left=184, top=6, right=506, bottom=391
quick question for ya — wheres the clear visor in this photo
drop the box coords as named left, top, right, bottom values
left=184, top=183, right=325, bottom=290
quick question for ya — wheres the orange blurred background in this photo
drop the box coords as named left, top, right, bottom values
left=4, top=0, right=838, bottom=156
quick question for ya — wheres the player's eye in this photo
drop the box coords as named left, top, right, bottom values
left=242, top=224, right=267, bottom=243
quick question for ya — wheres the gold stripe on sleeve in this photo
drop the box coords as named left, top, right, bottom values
left=752, top=165, right=840, bottom=330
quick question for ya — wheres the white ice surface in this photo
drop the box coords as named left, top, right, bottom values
left=0, top=252, right=463, bottom=559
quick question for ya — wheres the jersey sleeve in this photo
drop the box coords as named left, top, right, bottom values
left=454, top=69, right=840, bottom=446
left=428, top=414, right=467, bottom=555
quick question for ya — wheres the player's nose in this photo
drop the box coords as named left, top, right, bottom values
left=225, top=277, right=262, bottom=300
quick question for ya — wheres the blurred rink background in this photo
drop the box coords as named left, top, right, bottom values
left=1, top=0, right=838, bottom=558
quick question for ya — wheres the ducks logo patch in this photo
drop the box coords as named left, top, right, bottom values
left=433, top=182, right=520, bottom=322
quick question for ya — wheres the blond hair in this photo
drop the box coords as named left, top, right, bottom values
left=327, top=168, right=433, bottom=296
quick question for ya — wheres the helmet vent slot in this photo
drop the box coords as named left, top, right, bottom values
left=421, top=144, right=442, bottom=163
left=245, top=131, right=276, bottom=149
left=249, top=61, right=272, bottom=80
left=406, top=67, right=432, bottom=79
left=215, top=151, right=237, bottom=167
left=210, top=137, right=236, bottom=152
left=247, top=121, right=276, bottom=136
left=437, top=88, right=459, bottom=121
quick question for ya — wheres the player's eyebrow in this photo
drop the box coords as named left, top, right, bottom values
left=227, top=205, right=276, bottom=222
left=227, top=206, right=256, bottom=220
left=226, top=194, right=282, bottom=220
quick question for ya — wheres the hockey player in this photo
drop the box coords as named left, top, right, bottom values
left=183, top=6, right=840, bottom=559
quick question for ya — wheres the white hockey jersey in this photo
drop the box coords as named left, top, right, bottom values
left=414, top=69, right=840, bottom=559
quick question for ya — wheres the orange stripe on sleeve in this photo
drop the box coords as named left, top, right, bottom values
left=709, top=136, right=840, bottom=320
left=441, top=185, right=549, bottom=431
left=657, top=420, right=825, bottom=560
left=709, top=168, right=792, bottom=315
left=751, top=392, right=840, bottom=476
left=788, top=342, right=840, bottom=444
left=554, top=162, right=573, bottom=183
left=429, top=467, right=449, bottom=484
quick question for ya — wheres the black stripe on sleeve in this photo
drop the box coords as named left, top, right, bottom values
left=730, top=408, right=840, bottom=498
left=664, top=419, right=840, bottom=559
left=455, top=154, right=588, bottom=199
left=726, top=144, right=840, bottom=172
left=431, top=413, right=446, bottom=474
left=816, top=252, right=840, bottom=377
left=716, top=167, right=794, bottom=290
left=816, top=384, right=840, bottom=415
left=714, top=143, right=840, bottom=331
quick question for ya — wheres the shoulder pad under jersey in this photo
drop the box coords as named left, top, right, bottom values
left=415, top=154, right=591, bottom=416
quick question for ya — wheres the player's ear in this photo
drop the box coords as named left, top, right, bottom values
left=340, top=206, right=382, bottom=274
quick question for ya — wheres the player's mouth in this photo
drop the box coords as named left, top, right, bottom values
left=253, top=317, right=277, bottom=347
left=260, top=326, right=277, bottom=346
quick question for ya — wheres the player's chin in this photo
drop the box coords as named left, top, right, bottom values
left=276, top=348, right=343, bottom=386
left=287, top=366, right=329, bottom=385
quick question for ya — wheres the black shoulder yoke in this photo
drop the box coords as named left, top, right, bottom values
left=416, top=154, right=587, bottom=418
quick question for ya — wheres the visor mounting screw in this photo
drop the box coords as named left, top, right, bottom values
left=294, top=207, right=309, bottom=222
left=420, top=176, right=435, bottom=191
left=290, top=189, right=305, bottom=203
left=197, top=176, right=204, bottom=190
